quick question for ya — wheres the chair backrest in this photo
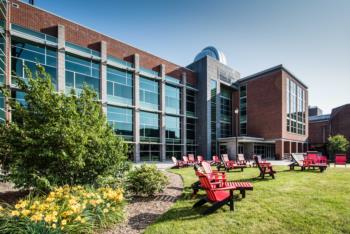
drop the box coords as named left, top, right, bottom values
left=171, top=156, right=177, bottom=164
left=254, top=156, right=264, bottom=172
left=221, top=154, right=229, bottom=162
left=306, top=153, right=318, bottom=164
left=237, top=154, right=245, bottom=161
left=212, top=155, right=220, bottom=162
left=198, top=175, right=220, bottom=202
left=188, top=154, right=195, bottom=162
left=291, top=153, right=305, bottom=166
left=183, top=155, right=189, bottom=162
left=254, top=155, right=263, bottom=162
left=201, top=161, right=213, bottom=174
left=197, top=155, right=204, bottom=162
left=335, top=154, right=347, bottom=164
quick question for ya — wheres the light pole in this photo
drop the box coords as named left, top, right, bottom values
left=234, top=108, right=239, bottom=160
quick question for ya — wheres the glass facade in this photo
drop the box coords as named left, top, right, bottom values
left=140, top=144, right=160, bottom=161
left=254, top=143, right=275, bottom=159
left=186, top=89, right=196, bottom=117
left=220, top=86, right=232, bottom=137
left=107, top=106, right=133, bottom=141
left=166, top=144, right=182, bottom=160
left=140, top=111, right=160, bottom=142
left=210, top=79, right=217, bottom=155
left=286, top=78, right=306, bottom=135
left=0, top=93, right=4, bottom=122
left=0, top=20, right=5, bottom=85
left=239, top=85, right=247, bottom=135
left=107, top=66, right=133, bottom=105
left=165, top=84, right=181, bottom=114
left=11, top=37, right=57, bottom=88
left=139, top=76, right=159, bottom=110
left=165, top=115, right=181, bottom=143
left=65, top=53, right=100, bottom=95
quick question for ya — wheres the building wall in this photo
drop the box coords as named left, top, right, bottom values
left=309, top=120, right=329, bottom=144
left=330, top=104, right=350, bottom=141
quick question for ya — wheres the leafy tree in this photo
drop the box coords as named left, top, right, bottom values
left=0, top=66, right=129, bottom=191
left=328, top=134, right=350, bottom=158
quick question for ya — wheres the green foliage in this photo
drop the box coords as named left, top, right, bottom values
left=0, top=65, right=129, bottom=191
left=126, top=164, right=169, bottom=196
left=328, top=134, right=350, bottom=154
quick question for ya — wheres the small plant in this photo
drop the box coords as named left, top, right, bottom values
left=126, top=164, right=169, bottom=197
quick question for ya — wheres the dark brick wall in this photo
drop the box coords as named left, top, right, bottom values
left=309, top=120, right=329, bottom=144
left=8, top=0, right=196, bottom=84
left=330, top=104, right=350, bottom=143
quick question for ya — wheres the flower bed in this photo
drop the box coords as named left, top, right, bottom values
left=0, top=185, right=124, bottom=233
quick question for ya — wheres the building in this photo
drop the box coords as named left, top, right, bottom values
left=309, top=106, right=323, bottom=117
left=309, top=104, right=350, bottom=156
left=0, top=0, right=309, bottom=161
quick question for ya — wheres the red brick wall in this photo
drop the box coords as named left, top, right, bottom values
left=309, top=120, right=329, bottom=144
left=243, top=70, right=283, bottom=139
left=330, top=104, right=350, bottom=142
left=8, top=0, right=196, bottom=84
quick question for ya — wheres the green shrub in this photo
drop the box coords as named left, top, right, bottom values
left=126, top=164, right=169, bottom=196
left=0, top=66, right=129, bottom=191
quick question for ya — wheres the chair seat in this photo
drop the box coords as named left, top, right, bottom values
left=211, top=190, right=230, bottom=202
left=226, top=181, right=253, bottom=190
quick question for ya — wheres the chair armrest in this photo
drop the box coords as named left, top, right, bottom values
left=212, top=186, right=236, bottom=191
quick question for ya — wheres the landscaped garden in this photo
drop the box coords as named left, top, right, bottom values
left=145, top=165, right=350, bottom=234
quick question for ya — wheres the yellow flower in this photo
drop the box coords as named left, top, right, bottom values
left=61, top=219, right=67, bottom=226
left=30, top=213, right=42, bottom=222
left=21, top=209, right=31, bottom=216
left=10, top=210, right=20, bottom=217
left=0, top=205, right=4, bottom=211
left=75, top=216, right=82, bottom=222
left=103, top=208, right=109, bottom=213
left=52, top=223, right=57, bottom=229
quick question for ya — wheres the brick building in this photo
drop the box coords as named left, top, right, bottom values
left=0, top=0, right=309, bottom=161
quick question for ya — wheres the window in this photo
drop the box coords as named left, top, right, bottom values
left=11, top=37, right=57, bottom=88
left=140, top=144, right=160, bottom=161
left=0, top=30, right=5, bottom=84
left=165, top=115, right=181, bottom=143
left=65, top=53, right=100, bottom=96
left=186, top=117, right=197, bottom=156
left=140, top=76, right=159, bottom=110
left=140, top=111, right=160, bottom=142
left=286, top=78, right=306, bottom=135
left=107, top=66, right=133, bottom=105
left=239, top=85, right=247, bottom=135
left=254, top=143, right=275, bottom=159
left=186, top=89, right=196, bottom=117
left=107, top=106, right=133, bottom=141
left=165, top=85, right=181, bottom=114
left=211, top=80, right=217, bottom=155
left=166, top=144, right=182, bottom=160
left=0, top=93, right=4, bottom=122
left=220, top=86, right=232, bottom=137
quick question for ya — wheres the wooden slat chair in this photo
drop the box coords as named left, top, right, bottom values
left=236, top=154, right=248, bottom=166
left=182, top=155, right=191, bottom=166
left=335, top=154, right=347, bottom=167
left=219, top=154, right=246, bottom=172
left=252, top=154, right=266, bottom=167
left=289, top=153, right=307, bottom=170
left=304, top=153, right=328, bottom=172
left=188, top=154, right=196, bottom=164
left=192, top=173, right=237, bottom=215
left=171, top=156, right=186, bottom=168
left=210, top=155, right=222, bottom=166
left=254, top=156, right=276, bottom=179
left=197, top=155, right=205, bottom=164
left=201, top=161, right=253, bottom=198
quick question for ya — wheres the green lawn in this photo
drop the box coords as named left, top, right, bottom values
left=145, top=166, right=350, bottom=234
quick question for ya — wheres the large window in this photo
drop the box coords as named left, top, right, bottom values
left=210, top=80, right=217, bottom=155
left=140, top=111, right=160, bottom=142
left=239, top=85, right=247, bottom=135
left=11, top=37, right=57, bottom=88
left=0, top=26, right=5, bottom=84
left=286, top=78, right=306, bottom=135
left=165, top=115, right=181, bottom=143
left=186, top=89, right=196, bottom=117
left=186, top=117, right=197, bottom=156
left=107, top=66, right=133, bottom=105
left=65, top=53, right=100, bottom=95
left=0, top=93, right=4, bottom=122
left=140, top=144, right=160, bottom=161
left=166, top=144, right=182, bottom=160
left=254, top=143, right=275, bottom=159
left=220, top=86, right=232, bottom=137
left=140, top=76, right=159, bottom=110
left=107, top=106, right=133, bottom=141
left=165, top=85, right=181, bottom=114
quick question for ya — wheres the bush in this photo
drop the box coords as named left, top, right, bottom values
left=0, top=185, right=124, bottom=233
left=328, top=135, right=350, bottom=154
left=126, top=164, right=169, bottom=196
left=0, top=66, right=129, bottom=191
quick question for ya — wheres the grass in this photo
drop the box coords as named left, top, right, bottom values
left=145, top=166, right=350, bottom=234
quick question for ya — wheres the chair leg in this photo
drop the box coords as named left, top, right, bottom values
left=241, top=189, right=246, bottom=198
left=202, top=200, right=228, bottom=215
left=271, top=172, right=275, bottom=179
left=229, top=190, right=234, bottom=211
left=193, top=198, right=208, bottom=209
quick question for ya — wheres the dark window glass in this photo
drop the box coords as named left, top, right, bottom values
left=107, top=106, right=133, bottom=141
left=140, top=111, right=160, bottom=142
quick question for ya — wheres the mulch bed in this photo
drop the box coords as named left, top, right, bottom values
left=103, top=171, right=183, bottom=234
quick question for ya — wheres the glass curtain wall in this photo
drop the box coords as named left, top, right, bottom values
left=165, top=85, right=180, bottom=114
left=239, top=85, right=247, bottom=135
left=107, top=105, right=133, bottom=141
left=140, top=144, right=160, bottom=161
left=210, top=80, right=217, bottom=156
left=165, top=115, right=181, bottom=159
left=220, top=86, right=232, bottom=137
left=107, top=66, right=133, bottom=105
left=139, top=76, right=159, bottom=110
left=140, top=111, right=160, bottom=142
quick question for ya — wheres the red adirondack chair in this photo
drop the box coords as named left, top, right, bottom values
left=197, top=155, right=204, bottom=164
left=188, top=154, right=196, bottom=164
left=192, top=173, right=237, bottom=215
left=182, top=155, right=191, bottom=166
left=254, top=156, right=276, bottom=179
left=335, top=154, right=347, bottom=167
left=210, top=155, right=221, bottom=166
left=219, top=154, right=246, bottom=172
left=172, top=156, right=186, bottom=168
left=236, top=154, right=248, bottom=166
left=200, top=161, right=253, bottom=198
left=304, top=153, right=328, bottom=172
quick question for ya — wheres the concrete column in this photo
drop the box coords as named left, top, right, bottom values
left=4, top=3, right=11, bottom=123
left=289, top=141, right=292, bottom=154
left=181, top=72, right=187, bottom=156
left=57, top=25, right=65, bottom=93
left=100, top=41, right=107, bottom=114
left=133, top=54, right=140, bottom=162
left=160, top=64, right=166, bottom=161
left=295, top=142, right=299, bottom=153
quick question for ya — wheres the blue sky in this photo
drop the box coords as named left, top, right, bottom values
left=32, top=0, right=350, bottom=113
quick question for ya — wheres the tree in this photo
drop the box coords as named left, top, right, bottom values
left=328, top=134, right=350, bottom=159
left=0, top=66, right=129, bottom=191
